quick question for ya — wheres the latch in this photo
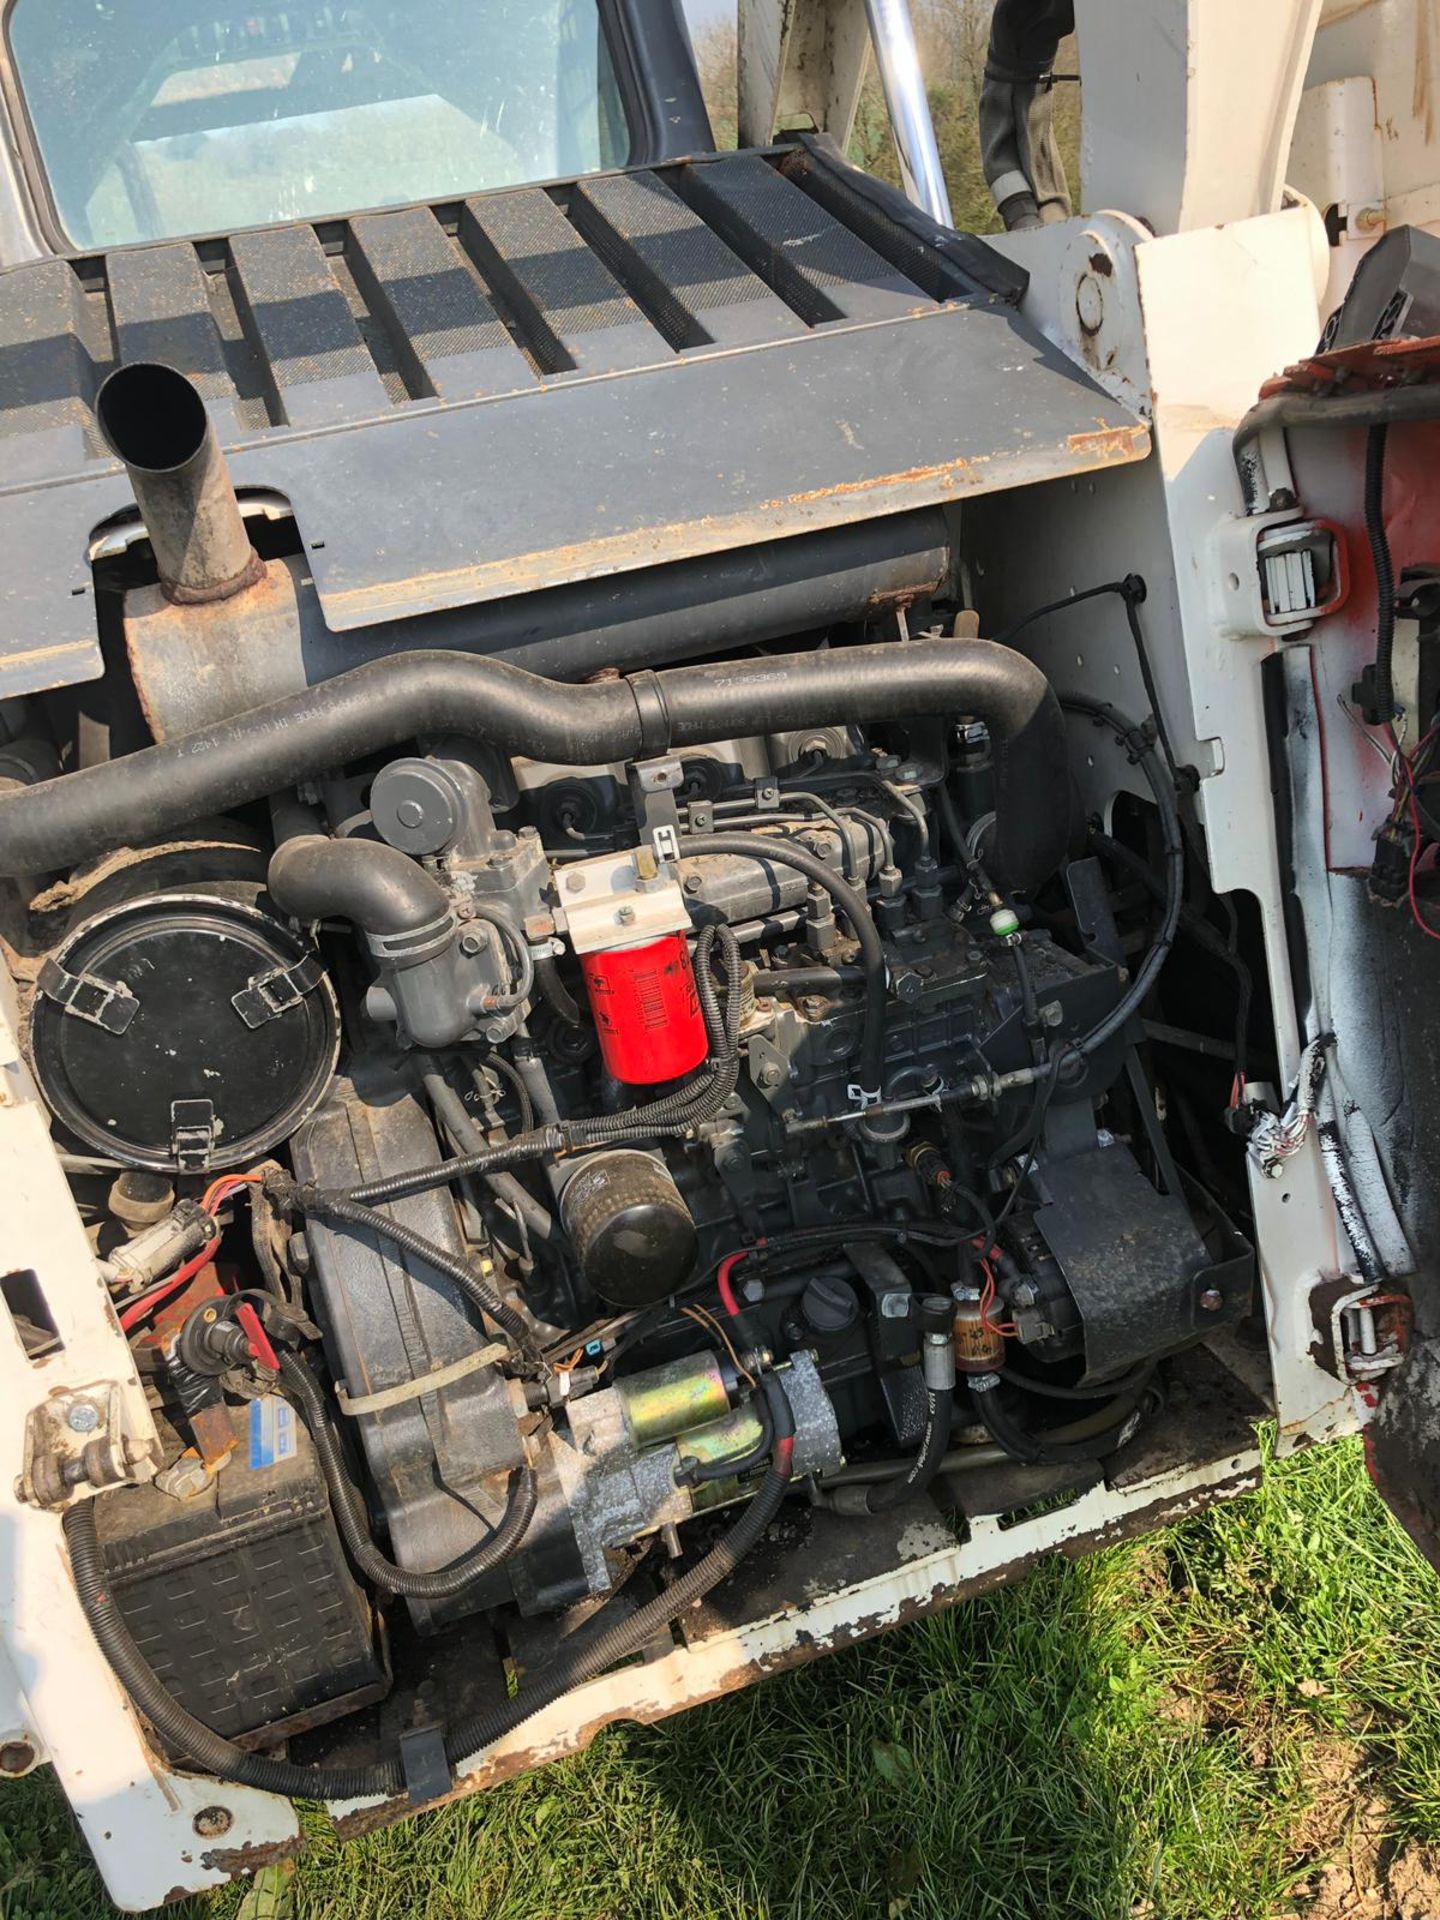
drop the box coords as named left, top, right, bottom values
left=36, top=954, right=138, bottom=1035
left=170, top=1098, right=217, bottom=1172
left=1256, top=520, right=1347, bottom=625
left=231, top=950, right=324, bottom=1028
left=1211, top=511, right=1349, bottom=640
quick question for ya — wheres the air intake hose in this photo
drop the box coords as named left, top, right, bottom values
left=0, top=642, right=1067, bottom=891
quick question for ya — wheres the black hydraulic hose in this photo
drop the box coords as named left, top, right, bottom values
left=287, top=927, right=744, bottom=1213
left=477, top=1052, right=537, bottom=1132
left=1059, top=698, right=1183, bottom=1063
left=267, top=834, right=450, bottom=936
left=863, top=1386, right=954, bottom=1512
left=304, top=1192, right=540, bottom=1356
left=278, top=1353, right=537, bottom=1598
left=65, top=1373, right=797, bottom=1805
left=998, top=1361, right=1154, bottom=1403
left=1364, top=423, right=1397, bottom=724
left=1091, top=828, right=1253, bottom=1080
left=422, top=1068, right=556, bottom=1248
left=0, top=641, right=1068, bottom=891
left=681, top=833, right=888, bottom=1099
left=975, top=1379, right=1143, bottom=1466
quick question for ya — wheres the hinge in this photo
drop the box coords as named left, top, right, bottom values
left=1330, top=1283, right=1406, bottom=1384
left=231, top=951, right=323, bottom=1029
left=37, top=955, right=138, bottom=1035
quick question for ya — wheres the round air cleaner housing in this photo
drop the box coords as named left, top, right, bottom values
left=29, top=887, right=339, bottom=1172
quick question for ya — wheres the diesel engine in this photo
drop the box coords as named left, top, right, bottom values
left=0, top=354, right=1251, bottom=1794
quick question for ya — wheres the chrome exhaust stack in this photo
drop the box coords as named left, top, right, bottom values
left=863, top=0, right=954, bottom=227
left=95, top=361, right=262, bottom=604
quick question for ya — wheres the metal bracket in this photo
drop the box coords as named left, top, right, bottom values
left=399, top=1724, right=451, bottom=1807
left=170, top=1099, right=216, bottom=1172
left=230, top=951, right=324, bottom=1029
left=36, top=955, right=138, bottom=1036
left=629, top=755, right=684, bottom=850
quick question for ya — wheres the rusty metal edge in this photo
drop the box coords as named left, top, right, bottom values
left=327, top=1449, right=1259, bottom=1844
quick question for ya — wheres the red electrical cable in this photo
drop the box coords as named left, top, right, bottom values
left=118, top=1239, right=220, bottom=1331
left=717, top=1242, right=767, bottom=1319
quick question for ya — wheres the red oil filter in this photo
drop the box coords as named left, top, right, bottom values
left=581, top=932, right=708, bottom=1085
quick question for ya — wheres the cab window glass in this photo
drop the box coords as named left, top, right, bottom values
left=7, top=1, right=629, bottom=249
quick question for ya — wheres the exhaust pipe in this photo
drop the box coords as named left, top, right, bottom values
left=96, top=361, right=262, bottom=605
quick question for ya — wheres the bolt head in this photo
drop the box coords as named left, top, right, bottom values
left=1198, top=1287, right=1225, bottom=1313
left=564, top=871, right=585, bottom=894
left=65, top=1402, right=100, bottom=1435
left=616, top=904, right=637, bottom=925
left=683, top=873, right=703, bottom=895
left=458, top=929, right=488, bottom=956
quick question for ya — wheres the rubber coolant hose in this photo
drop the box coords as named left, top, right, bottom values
left=266, top=834, right=449, bottom=936
left=278, top=1353, right=537, bottom=1598
left=0, top=641, right=1067, bottom=892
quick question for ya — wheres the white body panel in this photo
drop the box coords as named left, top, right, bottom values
left=2, top=0, right=1433, bottom=1903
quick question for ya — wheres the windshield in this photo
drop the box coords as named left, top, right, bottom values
left=7, top=1, right=629, bottom=251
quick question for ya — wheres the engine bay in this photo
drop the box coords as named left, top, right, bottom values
left=0, top=465, right=1260, bottom=1790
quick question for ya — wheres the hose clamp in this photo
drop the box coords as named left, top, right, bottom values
left=628, top=670, right=673, bottom=759
left=365, top=910, right=457, bottom=970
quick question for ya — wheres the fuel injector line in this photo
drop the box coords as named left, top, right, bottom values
left=679, top=832, right=888, bottom=1100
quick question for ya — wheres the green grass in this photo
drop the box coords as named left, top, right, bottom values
left=6, top=1433, right=1440, bottom=1920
